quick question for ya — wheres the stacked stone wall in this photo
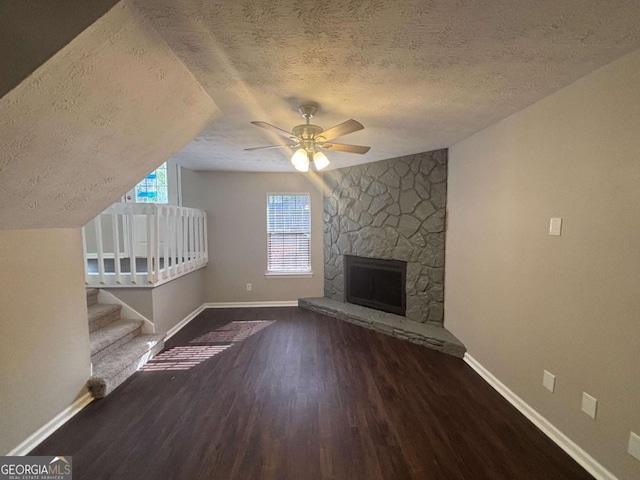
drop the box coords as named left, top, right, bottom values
left=323, top=149, right=447, bottom=326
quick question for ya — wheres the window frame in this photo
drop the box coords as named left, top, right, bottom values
left=265, top=192, right=313, bottom=277
left=125, top=160, right=182, bottom=206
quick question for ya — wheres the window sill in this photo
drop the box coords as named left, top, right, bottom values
left=265, top=272, right=313, bottom=279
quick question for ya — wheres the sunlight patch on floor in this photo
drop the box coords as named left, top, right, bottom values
left=141, top=320, right=276, bottom=372
left=190, top=320, right=276, bottom=344
left=142, top=345, right=231, bottom=371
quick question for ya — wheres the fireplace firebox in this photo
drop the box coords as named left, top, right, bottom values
left=344, top=255, right=407, bottom=316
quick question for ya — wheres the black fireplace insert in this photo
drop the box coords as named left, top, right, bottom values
left=344, top=255, right=406, bottom=316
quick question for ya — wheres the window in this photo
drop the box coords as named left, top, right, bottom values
left=134, top=163, right=169, bottom=203
left=267, top=194, right=311, bottom=274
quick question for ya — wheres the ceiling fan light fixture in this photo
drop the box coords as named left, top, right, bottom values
left=291, top=148, right=309, bottom=172
left=313, top=151, right=330, bottom=171
left=248, top=103, right=370, bottom=173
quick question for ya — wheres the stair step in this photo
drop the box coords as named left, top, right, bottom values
left=86, top=288, right=99, bottom=307
left=90, top=319, right=145, bottom=362
left=87, top=334, right=165, bottom=399
left=88, top=303, right=122, bottom=332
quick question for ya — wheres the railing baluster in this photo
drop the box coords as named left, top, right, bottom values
left=155, top=205, right=161, bottom=283
left=198, top=214, right=204, bottom=265
left=145, top=206, right=155, bottom=283
left=82, top=226, right=90, bottom=285
left=185, top=210, right=190, bottom=271
left=183, top=209, right=189, bottom=272
left=176, top=209, right=181, bottom=275
left=94, top=215, right=105, bottom=285
left=112, top=212, right=122, bottom=284
left=189, top=210, right=196, bottom=271
left=177, top=208, right=184, bottom=275
left=203, top=212, right=208, bottom=263
left=169, top=207, right=177, bottom=278
left=163, top=206, right=170, bottom=280
left=193, top=213, right=198, bottom=267
left=183, top=210, right=187, bottom=272
left=128, top=205, right=137, bottom=284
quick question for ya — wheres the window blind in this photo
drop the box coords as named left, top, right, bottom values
left=267, top=194, right=311, bottom=273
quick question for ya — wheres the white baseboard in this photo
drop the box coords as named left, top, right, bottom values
left=463, top=353, right=617, bottom=480
left=204, top=301, right=298, bottom=308
left=6, top=392, right=93, bottom=456
left=164, top=304, right=207, bottom=341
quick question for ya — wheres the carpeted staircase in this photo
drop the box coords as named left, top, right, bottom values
left=85, top=288, right=164, bottom=398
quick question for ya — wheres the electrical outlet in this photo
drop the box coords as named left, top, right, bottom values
left=581, top=392, right=597, bottom=419
left=246, top=283, right=252, bottom=291
left=628, top=432, right=640, bottom=461
left=543, top=370, right=556, bottom=393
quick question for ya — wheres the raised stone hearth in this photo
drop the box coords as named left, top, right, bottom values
left=299, top=297, right=465, bottom=358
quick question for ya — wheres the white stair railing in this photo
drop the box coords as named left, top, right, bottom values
left=83, top=204, right=208, bottom=287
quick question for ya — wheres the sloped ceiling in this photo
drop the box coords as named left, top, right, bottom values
left=0, top=1, right=220, bottom=230
left=132, top=0, right=640, bottom=171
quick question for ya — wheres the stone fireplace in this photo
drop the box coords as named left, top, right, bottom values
left=323, top=149, right=447, bottom=326
left=300, top=148, right=464, bottom=357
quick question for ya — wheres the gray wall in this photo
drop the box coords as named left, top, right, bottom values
left=107, top=288, right=154, bottom=321
left=109, top=267, right=206, bottom=333
left=182, top=169, right=324, bottom=302
left=151, top=268, right=206, bottom=333
left=323, top=150, right=447, bottom=325
left=446, top=48, right=640, bottom=479
left=0, top=229, right=90, bottom=454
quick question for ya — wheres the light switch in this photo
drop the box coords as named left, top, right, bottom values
left=581, top=392, right=598, bottom=419
left=543, top=370, right=556, bottom=392
left=629, top=432, right=640, bottom=461
left=549, top=217, right=563, bottom=236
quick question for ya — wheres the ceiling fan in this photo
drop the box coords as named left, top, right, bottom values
left=245, top=104, right=370, bottom=172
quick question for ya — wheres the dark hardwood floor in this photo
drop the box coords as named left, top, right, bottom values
left=32, top=307, right=592, bottom=479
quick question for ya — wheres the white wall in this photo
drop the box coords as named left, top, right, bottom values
left=182, top=169, right=324, bottom=303
left=0, top=229, right=90, bottom=454
left=446, top=48, right=640, bottom=479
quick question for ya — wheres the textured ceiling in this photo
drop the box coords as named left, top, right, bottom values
left=0, top=1, right=219, bottom=229
left=131, top=0, right=640, bottom=172
left=0, top=0, right=120, bottom=98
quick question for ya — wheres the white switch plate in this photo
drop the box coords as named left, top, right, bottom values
left=628, top=432, right=640, bottom=461
left=246, top=283, right=252, bottom=291
left=581, top=392, right=598, bottom=419
left=549, top=217, right=563, bottom=236
left=543, top=370, right=556, bottom=392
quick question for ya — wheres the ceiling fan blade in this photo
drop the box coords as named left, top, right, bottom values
left=244, top=144, right=298, bottom=151
left=320, top=142, right=370, bottom=154
left=251, top=121, right=297, bottom=140
left=318, top=119, right=364, bottom=141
